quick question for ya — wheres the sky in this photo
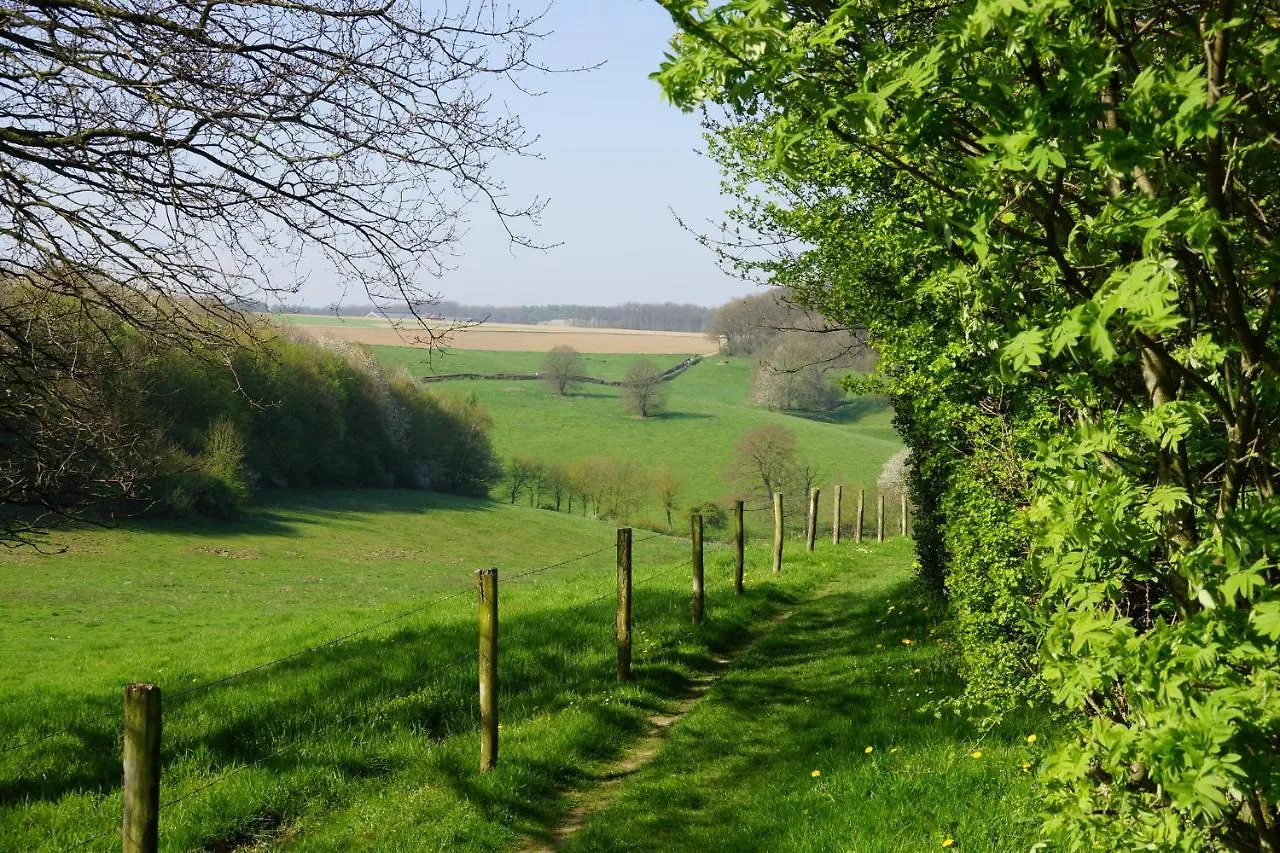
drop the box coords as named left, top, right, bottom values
left=304, top=1, right=755, bottom=310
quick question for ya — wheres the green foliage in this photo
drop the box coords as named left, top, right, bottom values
left=657, top=0, right=1280, bottom=846
left=687, top=500, right=727, bottom=530
left=113, top=325, right=503, bottom=514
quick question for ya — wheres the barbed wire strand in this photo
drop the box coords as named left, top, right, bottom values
left=167, top=586, right=478, bottom=703
left=5, top=586, right=487, bottom=759
left=69, top=648, right=481, bottom=851
left=15, top=531, right=685, bottom=759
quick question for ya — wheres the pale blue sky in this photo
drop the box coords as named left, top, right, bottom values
left=306, top=1, right=753, bottom=309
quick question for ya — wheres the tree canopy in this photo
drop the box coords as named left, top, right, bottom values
left=0, top=0, right=544, bottom=538
left=657, top=0, right=1279, bottom=847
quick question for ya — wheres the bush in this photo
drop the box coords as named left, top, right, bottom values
left=687, top=500, right=727, bottom=530
left=124, top=324, right=502, bottom=515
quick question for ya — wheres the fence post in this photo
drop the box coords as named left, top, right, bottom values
left=772, top=492, right=784, bottom=574
left=855, top=488, right=864, bottom=544
left=733, top=500, right=744, bottom=595
left=901, top=493, right=909, bottom=537
left=806, top=487, right=819, bottom=552
left=122, top=683, right=162, bottom=853
left=476, top=568, right=499, bottom=772
left=877, top=494, right=886, bottom=542
left=696, top=512, right=706, bottom=625
left=833, top=485, right=843, bottom=545
left=617, top=528, right=633, bottom=681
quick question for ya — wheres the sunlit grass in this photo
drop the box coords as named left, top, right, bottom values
left=1, top=491, right=872, bottom=851
left=565, top=540, right=1050, bottom=852
left=375, top=346, right=905, bottom=532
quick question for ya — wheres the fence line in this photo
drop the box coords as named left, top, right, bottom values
left=3, top=534, right=676, bottom=762
left=13, top=494, right=908, bottom=851
left=73, top=648, right=482, bottom=850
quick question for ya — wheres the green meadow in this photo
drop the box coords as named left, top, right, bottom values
left=0, top=499, right=1044, bottom=851
left=0, top=344, right=1042, bottom=852
left=372, top=345, right=905, bottom=531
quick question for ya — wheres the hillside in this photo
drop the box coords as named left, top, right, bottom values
left=0, top=507, right=1043, bottom=851
left=371, top=346, right=904, bottom=532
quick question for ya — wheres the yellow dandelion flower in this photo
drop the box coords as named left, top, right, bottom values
left=1021, top=762, right=1031, bottom=772
left=943, top=840, right=954, bottom=848
left=913, top=668, right=922, bottom=674
left=1026, top=734, right=1037, bottom=744
left=902, top=638, right=914, bottom=645
left=875, top=643, right=884, bottom=649
left=890, top=747, right=899, bottom=754
left=811, top=769, right=822, bottom=777
left=864, top=745, right=874, bottom=754
left=970, top=750, right=983, bottom=759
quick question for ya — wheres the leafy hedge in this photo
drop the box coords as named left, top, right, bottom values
left=112, top=325, right=501, bottom=516
left=657, top=0, right=1280, bottom=848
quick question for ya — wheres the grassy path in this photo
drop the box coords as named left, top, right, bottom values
left=552, top=549, right=1049, bottom=853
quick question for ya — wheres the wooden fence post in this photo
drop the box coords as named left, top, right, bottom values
left=772, top=492, right=784, bottom=574
left=691, top=513, right=705, bottom=625
left=732, top=500, right=744, bottom=595
left=900, top=493, right=909, bottom=536
left=855, top=488, right=864, bottom=544
left=833, top=485, right=843, bottom=545
left=806, top=487, right=820, bottom=552
left=877, top=494, right=886, bottom=542
left=476, top=568, right=499, bottom=772
left=122, top=683, right=162, bottom=853
left=617, top=528, right=632, bottom=682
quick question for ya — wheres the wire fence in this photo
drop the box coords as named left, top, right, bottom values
left=1, top=533, right=673, bottom=761
left=5, top=505, right=891, bottom=852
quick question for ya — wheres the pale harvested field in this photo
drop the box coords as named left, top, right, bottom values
left=281, top=315, right=721, bottom=355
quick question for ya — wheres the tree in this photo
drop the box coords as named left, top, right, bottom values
left=724, top=424, right=797, bottom=503
left=654, top=466, right=682, bottom=530
left=504, top=457, right=540, bottom=505
left=0, top=1, right=545, bottom=541
left=621, top=359, right=667, bottom=417
left=659, top=0, right=1280, bottom=846
left=541, top=346, right=585, bottom=396
left=751, top=330, right=870, bottom=411
left=542, top=462, right=570, bottom=511
left=876, top=449, right=910, bottom=497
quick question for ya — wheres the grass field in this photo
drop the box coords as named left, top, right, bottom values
left=268, top=314, right=719, bottom=355
left=372, top=345, right=905, bottom=532
left=0, top=495, right=1044, bottom=851
left=564, top=556, right=1048, bottom=852
left=375, top=347, right=690, bottom=381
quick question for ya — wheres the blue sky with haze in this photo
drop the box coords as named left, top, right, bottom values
left=306, top=1, right=755, bottom=310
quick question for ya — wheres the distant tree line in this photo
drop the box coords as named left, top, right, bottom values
left=289, top=301, right=715, bottom=333
left=503, top=456, right=682, bottom=529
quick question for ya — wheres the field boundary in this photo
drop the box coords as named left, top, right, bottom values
left=418, top=355, right=701, bottom=385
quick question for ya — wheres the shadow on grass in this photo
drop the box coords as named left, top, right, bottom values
left=561, top=578, right=1042, bottom=853
left=788, top=396, right=892, bottom=426
left=0, top=574, right=804, bottom=850
left=653, top=411, right=713, bottom=421
left=53, top=489, right=497, bottom=541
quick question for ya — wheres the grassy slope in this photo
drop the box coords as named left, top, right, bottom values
left=372, top=346, right=687, bottom=381
left=566, top=543, right=1049, bottom=852
left=372, top=345, right=904, bottom=531
left=0, top=493, right=931, bottom=851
